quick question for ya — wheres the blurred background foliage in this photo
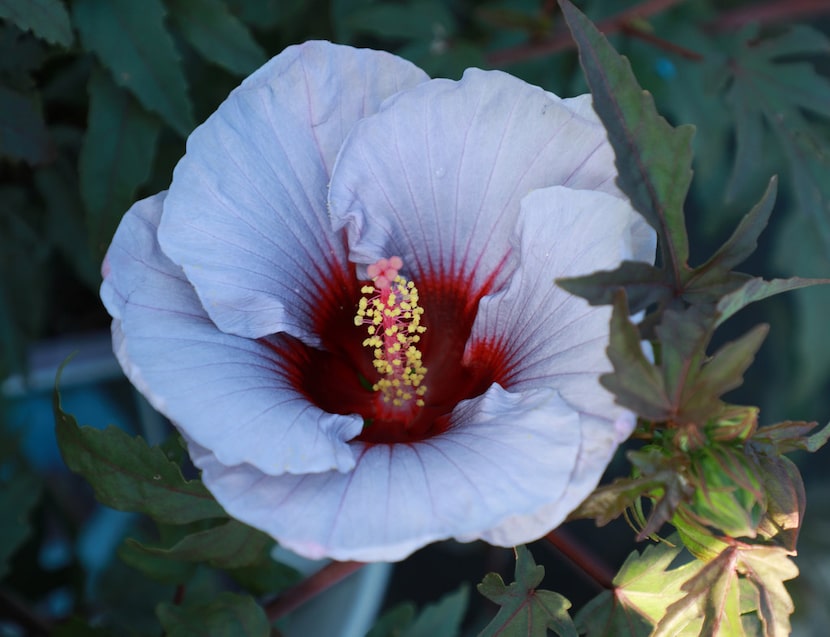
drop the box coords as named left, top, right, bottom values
left=2, top=0, right=830, bottom=634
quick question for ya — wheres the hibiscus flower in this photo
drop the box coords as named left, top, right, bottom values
left=101, top=41, right=654, bottom=562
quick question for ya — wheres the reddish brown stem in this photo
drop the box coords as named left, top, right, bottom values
left=487, top=0, right=690, bottom=66
left=708, top=0, right=830, bottom=32
left=264, top=560, right=365, bottom=622
left=544, top=528, right=615, bottom=590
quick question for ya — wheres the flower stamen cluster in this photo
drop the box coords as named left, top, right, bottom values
left=354, top=257, right=427, bottom=416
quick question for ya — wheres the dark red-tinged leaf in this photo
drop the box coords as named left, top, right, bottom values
left=754, top=454, right=804, bottom=551
left=0, top=84, right=52, bottom=164
left=0, top=0, right=72, bottom=46
left=716, top=276, right=830, bottom=327
left=556, top=260, right=670, bottom=313
left=156, top=592, right=269, bottom=637
left=559, top=0, right=694, bottom=289
left=751, top=420, right=830, bottom=454
left=600, top=293, right=670, bottom=421
left=54, top=370, right=226, bottom=525
left=123, top=520, right=272, bottom=570
left=72, top=0, right=193, bottom=135
left=167, top=0, right=266, bottom=76
left=478, top=545, right=576, bottom=637
left=575, top=537, right=702, bottom=637
left=80, top=67, right=161, bottom=256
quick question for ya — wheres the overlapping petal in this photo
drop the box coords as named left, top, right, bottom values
left=187, top=383, right=583, bottom=562
left=328, top=68, right=621, bottom=292
left=102, top=193, right=362, bottom=474
left=159, top=42, right=429, bottom=343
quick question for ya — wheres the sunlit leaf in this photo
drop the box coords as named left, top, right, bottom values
left=167, top=0, right=267, bottom=76
left=0, top=0, right=72, bottom=46
left=478, top=545, right=576, bottom=637
left=156, top=592, right=269, bottom=637
left=576, top=537, right=703, bottom=637
left=54, top=372, right=226, bottom=525
left=80, top=67, right=161, bottom=257
left=738, top=546, right=798, bottom=637
left=72, top=0, right=193, bottom=135
left=754, top=454, right=804, bottom=551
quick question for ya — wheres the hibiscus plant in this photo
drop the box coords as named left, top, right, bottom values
left=3, top=0, right=830, bottom=636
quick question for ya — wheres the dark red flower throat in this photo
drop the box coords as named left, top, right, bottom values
left=263, top=258, right=511, bottom=444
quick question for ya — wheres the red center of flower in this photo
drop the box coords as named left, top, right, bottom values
left=262, top=256, right=512, bottom=444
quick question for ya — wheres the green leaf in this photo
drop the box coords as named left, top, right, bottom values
left=403, top=586, right=468, bottom=637
left=750, top=420, right=830, bottom=454
left=80, top=67, right=161, bottom=256
left=0, top=84, right=52, bottom=164
left=576, top=537, right=703, bottom=636
left=737, top=546, right=798, bottom=637
left=720, top=25, right=830, bottom=245
left=226, top=554, right=301, bottom=597
left=600, top=293, right=670, bottom=421
left=50, top=617, right=117, bottom=637
left=654, top=546, right=743, bottom=637
left=559, top=0, right=694, bottom=289
left=0, top=472, right=42, bottom=580
left=168, top=0, right=267, bottom=76
left=366, top=603, right=417, bottom=637
left=54, top=375, right=226, bottom=524
left=715, top=276, right=830, bottom=326
left=478, top=545, right=576, bottom=637
left=0, top=0, right=72, bottom=46
left=344, top=1, right=455, bottom=41
left=156, top=592, right=269, bottom=637
left=124, top=520, right=272, bottom=570
left=118, top=536, right=197, bottom=584
left=72, top=0, right=194, bottom=135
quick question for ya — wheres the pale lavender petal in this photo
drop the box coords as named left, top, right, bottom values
left=466, top=186, right=652, bottom=424
left=159, top=41, right=429, bottom=343
left=187, top=384, right=584, bottom=562
left=102, top=193, right=362, bottom=474
left=328, top=71, right=620, bottom=291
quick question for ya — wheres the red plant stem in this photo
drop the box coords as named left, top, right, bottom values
left=173, top=584, right=186, bottom=605
left=487, top=0, right=690, bottom=66
left=620, top=22, right=704, bottom=61
left=264, top=560, right=365, bottom=622
left=707, top=0, right=830, bottom=32
left=544, top=528, right=615, bottom=590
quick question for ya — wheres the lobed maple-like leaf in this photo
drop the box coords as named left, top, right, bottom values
left=478, top=545, right=576, bottom=637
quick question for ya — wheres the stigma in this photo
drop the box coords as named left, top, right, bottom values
left=354, top=257, right=427, bottom=418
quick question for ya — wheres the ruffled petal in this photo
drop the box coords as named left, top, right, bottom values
left=158, top=41, right=429, bottom=343
left=466, top=185, right=652, bottom=423
left=187, top=384, right=584, bottom=562
left=102, top=193, right=362, bottom=474
left=328, top=71, right=620, bottom=293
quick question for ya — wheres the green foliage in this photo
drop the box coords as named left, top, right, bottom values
left=0, top=84, right=52, bottom=163
left=367, top=587, right=468, bottom=637
left=80, top=68, right=161, bottom=257
left=478, top=545, right=577, bottom=637
left=54, top=382, right=226, bottom=524
left=0, top=471, right=41, bottom=580
left=0, top=0, right=72, bottom=46
left=71, top=0, right=194, bottom=136
left=156, top=592, right=270, bottom=637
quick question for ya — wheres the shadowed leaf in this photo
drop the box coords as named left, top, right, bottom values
left=0, top=0, right=72, bottom=46
left=478, top=545, right=576, bottom=637
left=0, top=85, right=52, bottom=164
left=54, top=369, right=226, bottom=525
left=156, top=592, right=269, bottom=637
left=72, top=0, right=193, bottom=135
left=556, top=260, right=669, bottom=313
left=716, top=277, right=830, bottom=326
left=0, top=472, right=41, bottom=580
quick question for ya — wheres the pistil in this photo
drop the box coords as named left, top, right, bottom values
left=354, top=257, right=427, bottom=419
